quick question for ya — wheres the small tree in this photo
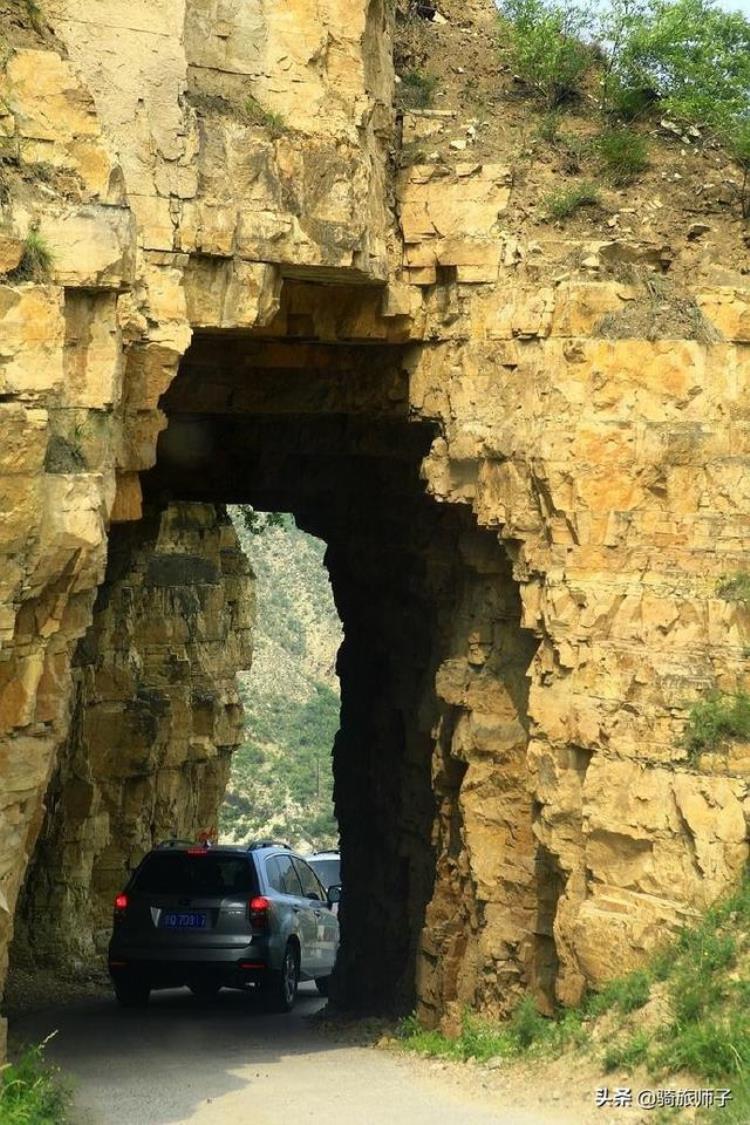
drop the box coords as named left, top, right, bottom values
left=609, top=0, right=750, bottom=128
left=501, top=0, right=594, bottom=106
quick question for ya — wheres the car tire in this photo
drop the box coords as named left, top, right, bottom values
left=189, top=981, right=221, bottom=1003
left=264, top=941, right=299, bottom=1013
left=113, top=974, right=150, bottom=1008
left=314, top=976, right=330, bottom=996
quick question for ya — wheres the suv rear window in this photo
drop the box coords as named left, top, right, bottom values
left=132, top=852, right=256, bottom=896
left=309, top=858, right=340, bottom=888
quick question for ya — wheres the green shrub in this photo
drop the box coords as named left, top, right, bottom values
left=603, top=1030, right=650, bottom=1072
left=683, top=690, right=750, bottom=759
left=595, top=127, right=649, bottom=184
left=543, top=181, right=600, bottom=219
left=0, top=1042, right=70, bottom=1124
left=726, top=119, right=750, bottom=218
left=399, top=70, right=439, bottom=109
left=7, top=229, right=53, bottom=282
left=603, top=79, right=656, bottom=122
left=509, top=996, right=549, bottom=1049
left=717, top=572, right=750, bottom=605
left=501, top=0, right=593, bottom=106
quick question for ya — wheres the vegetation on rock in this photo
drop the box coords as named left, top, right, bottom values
left=398, top=872, right=750, bottom=1122
left=6, top=228, right=52, bottom=282
left=243, top=96, right=286, bottom=138
left=499, top=0, right=750, bottom=210
left=717, top=572, right=750, bottom=606
left=543, top=180, right=600, bottom=219
left=594, top=126, right=649, bottom=185
left=399, top=69, right=439, bottom=108
left=683, top=691, right=750, bottom=760
left=501, top=0, right=593, bottom=107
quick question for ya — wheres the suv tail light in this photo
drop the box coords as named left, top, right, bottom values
left=114, top=893, right=128, bottom=919
left=249, top=896, right=270, bottom=930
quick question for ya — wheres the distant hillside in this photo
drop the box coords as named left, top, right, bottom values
left=219, top=510, right=342, bottom=850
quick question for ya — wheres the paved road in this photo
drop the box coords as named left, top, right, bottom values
left=12, top=984, right=579, bottom=1125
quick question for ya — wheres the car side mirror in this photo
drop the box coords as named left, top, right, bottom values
left=327, top=884, right=342, bottom=905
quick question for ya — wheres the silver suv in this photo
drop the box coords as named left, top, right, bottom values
left=108, top=841, right=340, bottom=1011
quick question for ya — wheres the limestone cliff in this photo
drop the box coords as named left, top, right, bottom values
left=11, top=502, right=253, bottom=971
left=0, top=0, right=749, bottom=1053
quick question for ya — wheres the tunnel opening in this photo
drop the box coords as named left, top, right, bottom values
left=219, top=507, right=342, bottom=853
left=10, top=281, right=542, bottom=1024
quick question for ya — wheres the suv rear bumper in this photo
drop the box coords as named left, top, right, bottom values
left=108, top=935, right=281, bottom=989
left=108, top=955, right=270, bottom=990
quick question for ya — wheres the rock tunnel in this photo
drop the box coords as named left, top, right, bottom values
left=3, top=0, right=750, bottom=1062
left=10, top=279, right=541, bottom=1025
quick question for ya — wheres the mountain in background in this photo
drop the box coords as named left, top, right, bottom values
left=220, top=509, right=342, bottom=850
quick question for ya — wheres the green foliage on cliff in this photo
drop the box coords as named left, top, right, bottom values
left=221, top=681, right=339, bottom=847
left=684, top=690, right=750, bottom=760
left=500, top=0, right=750, bottom=206
left=6, top=229, right=53, bottom=283
left=220, top=513, right=341, bottom=849
left=543, top=180, right=600, bottom=219
left=501, top=0, right=593, bottom=107
left=717, top=572, right=750, bottom=606
left=399, top=70, right=439, bottom=108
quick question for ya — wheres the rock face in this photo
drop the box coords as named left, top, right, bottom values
left=0, top=0, right=749, bottom=1049
left=11, top=502, right=253, bottom=970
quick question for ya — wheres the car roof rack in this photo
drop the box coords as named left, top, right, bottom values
left=247, top=840, right=291, bottom=851
left=156, top=838, right=195, bottom=848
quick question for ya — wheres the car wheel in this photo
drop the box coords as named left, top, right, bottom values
left=314, top=976, right=330, bottom=997
left=189, top=980, right=221, bottom=1002
left=113, top=974, right=150, bottom=1008
left=265, top=941, right=299, bottom=1012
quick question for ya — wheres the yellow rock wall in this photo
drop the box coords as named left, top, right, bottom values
left=12, top=502, right=253, bottom=971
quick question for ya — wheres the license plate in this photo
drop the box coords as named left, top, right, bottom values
left=161, top=911, right=207, bottom=929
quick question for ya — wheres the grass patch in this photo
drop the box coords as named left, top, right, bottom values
left=397, top=873, right=750, bottom=1119
left=683, top=690, right=750, bottom=760
left=398, top=998, right=587, bottom=1064
left=717, top=572, right=750, bottom=605
left=595, top=127, right=649, bottom=185
left=603, top=1030, right=650, bottom=1073
left=244, top=97, right=286, bottom=138
left=585, top=969, right=651, bottom=1018
left=5, top=229, right=53, bottom=283
left=0, top=1040, right=70, bottom=1124
left=543, top=181, right=600, bottom=220
left=399, top=70, right=439, bottom=109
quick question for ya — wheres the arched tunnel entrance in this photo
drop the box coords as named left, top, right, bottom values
left=11, top=281, right=542, bottom=1025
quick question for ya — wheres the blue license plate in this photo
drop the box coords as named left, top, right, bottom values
left=162, top=911, right=207, bottom=929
